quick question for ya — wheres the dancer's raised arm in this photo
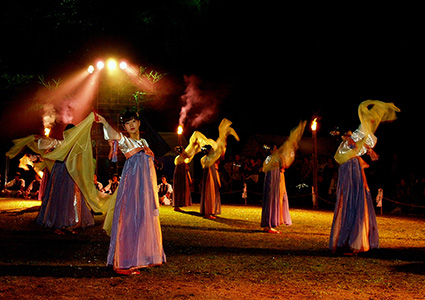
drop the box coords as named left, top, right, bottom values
left=95, top=113, right=121, bottom=141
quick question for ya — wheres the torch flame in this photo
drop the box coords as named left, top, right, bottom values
left=311, top=118, right=317, bottom=131
left=44, top=127, right=51, bottom=137
left=177, top=125, right=183, bottom=135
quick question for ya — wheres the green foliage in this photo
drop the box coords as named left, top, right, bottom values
left=37, top=75, right=62, bottom=90
left=0, top=73, right=35, bottom=89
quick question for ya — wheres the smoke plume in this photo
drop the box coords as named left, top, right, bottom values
left=178, top=75, right=222, bottom=127
left=42, top=103, right=56, bottom=128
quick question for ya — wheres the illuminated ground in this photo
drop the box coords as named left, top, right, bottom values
left=0, top=197, right=424, bottom=299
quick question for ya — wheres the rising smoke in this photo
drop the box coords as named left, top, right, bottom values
left=38, top=70, right=100, bottom=131
left=178, top=75, right=224, bottom=128
left=42, top=103, right=56, bottom=129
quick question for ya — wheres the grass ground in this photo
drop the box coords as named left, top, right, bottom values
left=0, top=198, right=424, bottom=299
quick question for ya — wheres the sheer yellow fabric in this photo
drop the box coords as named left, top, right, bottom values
left=358, top=100, right=400, bottom=136
left=6, top=135, right=38, bottom=159
left=6, top=113, right=114, bottom=233
left=263, top=120, right=307, bottom=173
left=42, top=113, right=112, bottom=214
left=174, top=118, right=240, bottom=168
left=201, top=118, right=240, bottom=169
left=174, top=131, right=216, bottom=165
left=334, top=100, right=400, bottom=165
left=6, top=135, right=55, bottom=171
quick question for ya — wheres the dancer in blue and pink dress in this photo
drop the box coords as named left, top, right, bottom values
left=36, top=124, right=94, bottom=234
left=261, top=121, right=306, bottom=233
left=329, top=100, right=400, bottom=254
left=96, top=110, right=166, bottom=275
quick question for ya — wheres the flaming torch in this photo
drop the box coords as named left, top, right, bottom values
left=177, top=125, right=183, bottom=146
left=311, top=117, right=318, bottom=210
left=311, top=118, right=317, bottom=131
left=44, top=127, right=51, bottom=137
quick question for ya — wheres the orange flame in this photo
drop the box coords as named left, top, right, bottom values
left=44, top=127, right=51, bottom=137
left=177, top=125, right=183, bottom=135
left=311, top=118, right=317, bottom=131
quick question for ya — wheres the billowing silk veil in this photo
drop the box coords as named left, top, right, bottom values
left=174, top=118, right=240, bottom=168
left=262, top=120, right=307, bottom=173
left=334, top=100, right=400, bottom=165
left=6, top=113, right=114, bottom=232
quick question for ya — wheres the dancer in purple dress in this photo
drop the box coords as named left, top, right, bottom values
left=261, top=121, right=306, bottom=233
left=96, top=110, right=166, bottom=275
left=329, top=100, right=400, bottom=254
left=36, top=124, right=94, bottom=234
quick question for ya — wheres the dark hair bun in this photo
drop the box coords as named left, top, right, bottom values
left=120, top=109, right=140, bottom=124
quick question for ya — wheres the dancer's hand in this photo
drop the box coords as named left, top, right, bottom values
left=144, top=146, right=155, bottom=157
left=95, top=113, right=107, bottom=125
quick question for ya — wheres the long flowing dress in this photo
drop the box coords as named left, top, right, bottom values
left=105, top=133, right=166, bottom=270
left=261, top=121, right=306, bottom=229
left=36, top=160, right=94, bottom=229
left=261, top=160, right=292, bottom=228
left=329, top=100, right=400, bottom=253
left=174, top=119, right=240, bottom=217
left=6, top=113, right=112, bottom=227
left=200, top=164, right=221, bottom=216
left=172, top=162, right=192, bottom=208
left=35, top=137, right=94, bottom=229
left=329, top=156, right=378, bottom=252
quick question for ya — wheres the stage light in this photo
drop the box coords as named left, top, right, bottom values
left=107, top=59, right=117, bottom=70
left=87, top=65, right=95, bottom=74
left=97, top=61, right=105, bottom=70
left=119, top=61, right=128, bottom=70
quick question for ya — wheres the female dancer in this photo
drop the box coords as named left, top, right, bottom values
left=36, top=124, right=94, bottom=234
left=6, top=112, right=111, bottom=232
left=261, top=121, right=306, bottom=233
left=330, top=100, right=400, bottom=254
left=173, top=146, right=192, bottom=212
left=174, top=118, right=239, bottom=219
left=96, top=110, right=166, bottom=275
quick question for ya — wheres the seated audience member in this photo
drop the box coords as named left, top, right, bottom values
left=102, top=174, right=120, bottom=195
left=2, top=172, right=25, bottom=198
left=158, top=175, right=173, bottom=205
left=26, top=173, right=42, bottom=199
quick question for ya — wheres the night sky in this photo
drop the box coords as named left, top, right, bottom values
left=0, top=2, right=423, bottom=167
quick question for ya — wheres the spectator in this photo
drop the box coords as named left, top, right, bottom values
left=158, top=175, right=173, bottom=205
left=94, top=174, right=103, bottom=191
left=102, top=174, right=119, bottom=195
left=25, top=173, right=42, bottom=199
left=2, top=172, right=25, bottom=198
